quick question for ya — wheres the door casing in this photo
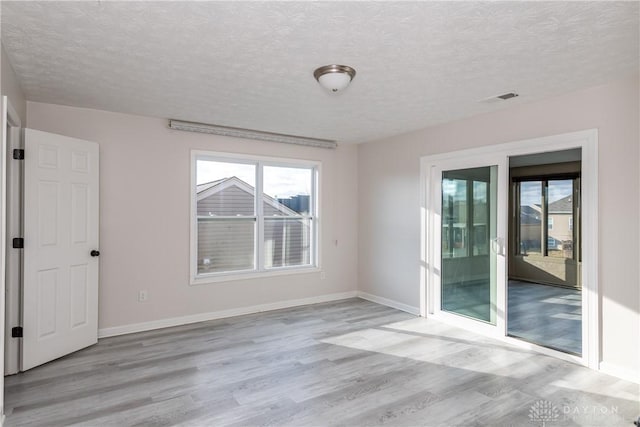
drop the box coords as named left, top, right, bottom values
left=4, top=98, right=22, bottom=376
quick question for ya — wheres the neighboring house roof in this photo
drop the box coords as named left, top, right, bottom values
left=520, top=196, right=572, bottom=224
left=520, top=205, right=542, bottom=224
left=196, top=176, right=299, bottom=216
left=549, top=195, right=573, bottom=213
left=196, top=178, right=226, bottom=194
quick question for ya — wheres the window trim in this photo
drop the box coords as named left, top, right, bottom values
left=190, top=150, right=321, bottom=285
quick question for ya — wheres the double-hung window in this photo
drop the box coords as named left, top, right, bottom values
left=191, top=151, right=319, bottom=283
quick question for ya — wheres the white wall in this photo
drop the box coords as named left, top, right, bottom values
left=27, top=102, right=359, bottom=332
left=1, top=45, right=26, bottom=124
left=358, top=73, right=640, bottom=380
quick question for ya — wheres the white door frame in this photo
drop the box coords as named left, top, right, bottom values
left=420, top=129, right=599, bottom=370
left=2, top=97, right=21, bottom=423
left=3, top=99, right=22, bottom=377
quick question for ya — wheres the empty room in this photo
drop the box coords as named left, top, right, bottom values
left=0, top=1, right=639, bottom=426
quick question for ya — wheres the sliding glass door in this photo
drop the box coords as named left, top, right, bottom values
left=425, top=154, right=507, bottom=334
left=441, top=166, right=498, bottom=324
left=422, top=130, right=597, bottom=368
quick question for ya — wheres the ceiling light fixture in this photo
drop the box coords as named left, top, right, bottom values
left=168, top=120, right=337, bottom=149
left=313, top=64, right=356, bottom=93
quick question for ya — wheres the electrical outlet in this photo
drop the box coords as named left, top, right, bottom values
left=320, top=271, right=326, bottom=280
left=138, top=290, right=149, bottom=302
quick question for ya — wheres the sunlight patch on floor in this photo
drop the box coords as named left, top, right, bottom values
left=548, top=370, right=639, bottom=401
left=541, top=297, right=581, bottom=306
left=320, top=317, right=534, bottom=378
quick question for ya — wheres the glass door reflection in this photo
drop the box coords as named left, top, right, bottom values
left=441, top=166, right=497, bottom=324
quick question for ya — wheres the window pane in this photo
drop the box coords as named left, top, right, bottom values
left=263, top=166, right=312, bottom=215
left=473, top=180, right=488, bottom=255
left=196, top=160, right=256, bottom=216
left=441, top=167, right=497, bottom=324
left=193, top=155, right=318, bottom=277
left=442, top=178, right=468, bottom=258
left=519, top=181, right=542, bottom=255
left=547, top=179, right=573, bottom=258
left=264, top=218, right=311, bottom=268
left=197, top=219, right=255, bottom=274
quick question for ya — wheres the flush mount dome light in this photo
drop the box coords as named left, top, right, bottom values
left=313, top=64, right=356, bottom=93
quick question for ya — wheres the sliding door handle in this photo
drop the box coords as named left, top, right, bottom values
left=491, top=238, right=504, bottom=256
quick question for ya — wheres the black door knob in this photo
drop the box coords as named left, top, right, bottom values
left=90, top=250, right=100, bottom=257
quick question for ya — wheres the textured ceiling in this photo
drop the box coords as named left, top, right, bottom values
left=1, top=1, right=638, bottom=144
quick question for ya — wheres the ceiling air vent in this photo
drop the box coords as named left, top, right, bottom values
left=481, top=92, right=519, bottom=103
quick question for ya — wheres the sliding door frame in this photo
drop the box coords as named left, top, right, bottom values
left=425, top=154, right=508, bottom=337
left=420, top=129, right=598, bottom=369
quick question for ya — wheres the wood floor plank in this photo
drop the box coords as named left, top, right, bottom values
left=5, top=298, right=639, bottom=426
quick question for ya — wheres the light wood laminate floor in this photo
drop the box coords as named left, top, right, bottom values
left=5, top=299, right=639, bottom=426
left=508, top=280, right=582, bottom=354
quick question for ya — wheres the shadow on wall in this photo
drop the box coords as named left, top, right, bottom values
left=510, top=255, right=580, bottom=289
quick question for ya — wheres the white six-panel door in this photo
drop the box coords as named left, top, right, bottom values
left=22, top=129, right=99, bottom=371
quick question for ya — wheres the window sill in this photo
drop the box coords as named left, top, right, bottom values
left=190, top=266, right=321, bottom=285
left=515, top=254, right=579, bottom=264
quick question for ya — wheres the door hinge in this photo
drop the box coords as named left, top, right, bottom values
left=12, top=237, right=24, bottom=249
left=12, top=149, right=24, bottom=160
left=12, top=326, right=23, bottom=338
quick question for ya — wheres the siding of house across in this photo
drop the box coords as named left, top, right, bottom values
left=548, top=195, right=574, bottom=248
left=197, top=178, right=310, bottom=274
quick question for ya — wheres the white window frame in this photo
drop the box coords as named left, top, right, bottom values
left=190, top=150, right=320, bottom=285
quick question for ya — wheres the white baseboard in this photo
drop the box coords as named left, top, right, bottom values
left=98, top=291, right=357, bottom=338
left=599, top=361, right=640, bottom=384
left=357, top=291, right=420, bottom=316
